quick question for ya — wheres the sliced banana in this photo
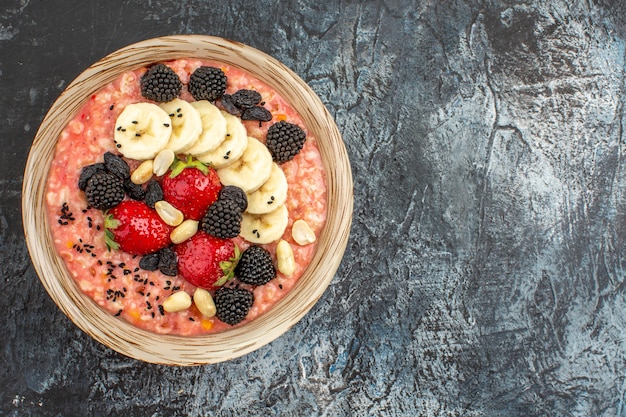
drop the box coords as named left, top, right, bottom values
left=246, top=163, right=288, bottom=214
left=114, top=103, right=172, bottom=160
left=196, top=111, right=248, bottom=169
left=240, top=204, right=289, bottom=244
left=216, top=137, right=273, bottom=193
left=185, top=101, right=228, bottom=156
left=159, top=98, right=202, bottom=153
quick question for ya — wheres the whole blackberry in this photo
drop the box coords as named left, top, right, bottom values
left=219, top=185, right=248, bottom=213
left=140, top=63, right=182, bottom=102
left=84, top=171, right=125, bottom=210
left=78, top=163, right=106, bottom=191
left=235, top=245, right=276, bottom=286
left=265, top=121, right=307, bottom=163
left=201, top=199, right=242, bottom=239
left=214, top=287, right=254, bottom=325
left=188, top=66, right=227, bottom=101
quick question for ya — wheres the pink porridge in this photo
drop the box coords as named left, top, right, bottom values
left=45, top=59, right=327, bottom=335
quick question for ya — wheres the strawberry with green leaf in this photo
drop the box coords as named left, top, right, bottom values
left=105, top=200, right=173, bottom=255
left=174, top=231, right=240, bottom=290
left=162, top=156, right=222, bottom=221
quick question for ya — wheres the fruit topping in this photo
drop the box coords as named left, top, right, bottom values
left=201, top=198, right=243, bottom=239
left=230, top=89, right=262, bottom=108
left=221, top=89, right=272, bottom=123
left=245, top=163, right=287, bottom=214
left=240, top=204, right=289, bottom=244
left=188, top=66, right=227, bottom=102
left=144, top=179, right=164, bottom=209
left=139, top=252, right=160, bottom=271
left=78, top=162, right=106, bottom=191
left=123, top=179, right=146, bottom=201
left=216, top=136, right=273, bottom=193
left=103, top=151, right=130, bottom=180
left=140, top=63, right=182, bottom=102
left=184, top=101, right=228, bottom=156
left=157, top=247, right=178, bottom=277
left=196, top=111, right=248, bottom=168
left=241, top=106, right=272, bottom=122
left=161, top=157, right=221, bottom=221
left=158, top=99, right=203, bottom=153
left=84, top=171, right=125, bottom=211
left=235, top=245, right=276, bottom=285
left=219, top=185, right=248, bottom=212
left=266, top=121, right=307, bottom=163
left=114, top=102, right=172, bottom=160
left=105, top=200, right=174, bottom=255
left=174, top=231, right=238, bottom=290
left=214, top=287, right=254, bottom=325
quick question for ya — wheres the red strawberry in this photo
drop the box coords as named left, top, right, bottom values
left=105, top=200, right=173, bottom=255
left=161, top=157, right=221, bottom=220
left=174, top=231, right=239, bottom=290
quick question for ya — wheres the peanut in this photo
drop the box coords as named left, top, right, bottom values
left=153, top=148, right=175, bottom=177
left=193, top=288, right=216, bottom=317
left=162, top=291, right=192, bottom=313
left=292, top=219, right=316, bottom=245
left=170, top=220, right=199, bottom=244
left=130, top=160, right=154, bottom=185
left=276, top=239, right=296, bottom=276
left=155, top=200, right=184, bottom=226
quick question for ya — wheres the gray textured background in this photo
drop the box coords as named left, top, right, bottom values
left=2, top=0, right=626, bottom=416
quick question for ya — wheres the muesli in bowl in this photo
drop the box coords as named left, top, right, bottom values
left=23, top=35, right=353, bottom=365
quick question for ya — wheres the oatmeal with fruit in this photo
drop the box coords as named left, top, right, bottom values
left=45, top=59, right=327, bottom=335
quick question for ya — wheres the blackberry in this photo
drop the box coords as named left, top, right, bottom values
left=266, top=121, right=307, bottom=163
left=103, top=152, right=130, bottom=180
left=231, top=89, right=262, bottom=108
left=219, top=185, right=248, bottom=212
left=78, top=163, right=106, bottom=191
left=235, top=245, right=276, bottom=286
left=84, top=172, right=125, bottom=210
left=188, top=66, right=227, bottom=101
left=158, top=247, right=178, bottom=277
left=214, top=287, right=254, bottom=325
left=201, top=199, right=242, bottom=239
left=144, top=179, right=163, bottom=209
left=140, top=63, right=182, bottom=102
left=241, top=106, right=272, bottom=122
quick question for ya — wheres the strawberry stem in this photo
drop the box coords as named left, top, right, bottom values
left=214, top=245, right=241, bottom=286
left=169, top=155, right=210, bottom=178
left=103, top=212, right=120, bottom=251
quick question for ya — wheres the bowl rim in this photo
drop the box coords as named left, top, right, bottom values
left=22, top=34, right=353, bottom=365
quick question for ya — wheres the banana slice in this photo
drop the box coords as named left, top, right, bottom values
left=159, top=98, right=202, bottom=153
left=196, top=111, right=248, bottom=168
left=240, top=204, right=289, bottom=244
left=216, top=137, right=273, bottom=193
left=184, top=101, right=227, bottom=156
left=246, top=163, right=288, bottom=214
left=114, top=103, right=172, bottom=160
